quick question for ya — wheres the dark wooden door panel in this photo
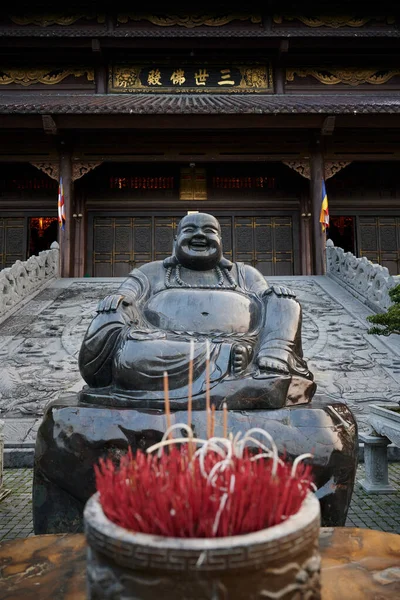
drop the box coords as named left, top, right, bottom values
left=358, top=216, right=400, bottom=275
left=0, top=217, right=25, bottom=269
left=233, top=216, right=294, bottom=276
left=91, top=214, right=295, bottom=277
left=154, top=217, right=178, bottom=262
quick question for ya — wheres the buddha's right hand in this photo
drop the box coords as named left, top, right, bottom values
left=96, top=294, right=130, bottom=313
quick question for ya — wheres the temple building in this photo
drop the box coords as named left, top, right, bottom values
left=1, top=4, right=400, bottom=277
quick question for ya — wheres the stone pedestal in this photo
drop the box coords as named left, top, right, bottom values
left=358, top=432, right=396, bottom=494
left=33, top=394, right=358, bottom=534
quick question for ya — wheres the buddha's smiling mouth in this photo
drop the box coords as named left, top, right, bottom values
left=189, top=240, right=209, bottom=250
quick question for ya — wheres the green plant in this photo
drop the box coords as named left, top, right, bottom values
left=367, top=283, right=400, bottom=336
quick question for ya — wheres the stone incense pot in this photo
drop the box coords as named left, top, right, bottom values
left=84, top=491, right=321, bottom=600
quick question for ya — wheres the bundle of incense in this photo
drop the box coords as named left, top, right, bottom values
left=96, top=437, right=314, bottom=538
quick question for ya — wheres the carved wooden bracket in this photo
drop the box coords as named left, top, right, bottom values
left=282, top=160, right=351, bottom=180
left=31, top=161, right=103, bottom=182
left=72, top=162, right=103, bottom=181
left=31, top=162, right=59, bottom=181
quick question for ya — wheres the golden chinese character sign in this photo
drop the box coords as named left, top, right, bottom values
left=110, top=64, right=272, bottom=93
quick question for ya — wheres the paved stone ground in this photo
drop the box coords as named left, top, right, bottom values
left=0, top=465, right=399, bottom=542
left=0, top=469, right=34, bottom=541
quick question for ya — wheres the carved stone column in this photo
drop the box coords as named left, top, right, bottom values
left=309, top=143, right=326, bottom=275
left=59, top=147, right=74, bottom=277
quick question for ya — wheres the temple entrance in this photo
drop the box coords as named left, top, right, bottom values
left=80, top=161, right=303, bottom=277
left=28, top=217, right=58, bottom=257
left=90, top=213, right=296, bottom=277
left=328, top=216, right=356, bottom=254
left=0, top=215, right=58, bottom=270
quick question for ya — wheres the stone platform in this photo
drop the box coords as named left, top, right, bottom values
left=33, top=394, right=358, bottom=533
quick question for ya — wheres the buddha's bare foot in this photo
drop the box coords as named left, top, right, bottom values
left=257, top=352, right=290, bottom=375
left=257, top=348, right=312, bottom=379
left=232, top=344, right=253, bottom=375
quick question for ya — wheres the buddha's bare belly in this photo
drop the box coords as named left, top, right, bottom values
left=143, top=288, right=262, bottom=334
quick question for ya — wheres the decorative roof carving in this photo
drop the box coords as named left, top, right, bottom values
left=273, top=15, right=395, bottom=28
left=283, top=161, right=351, bottom=180
left=72, top=162, right=103, bottom=181
left=31, top=162, right=59, bottom=181
left=117, top=14, right=261, bottom=27
left=32, top=161, right=102, bottom=182
left=0, top=67, right=94, bottom=86
left=9, top=13, right=105, bottom=26
left=286, top=68, right=400, bottom=86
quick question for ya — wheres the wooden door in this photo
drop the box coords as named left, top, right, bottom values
left=234, top=216, right=293, bottom=276
left=92, top=215, right=182, bottom=276
left=0, top=217, right=25, bottom=269
left=91, top=214, right=294, bottom=277
left=358, top=217, right=400, bottom=275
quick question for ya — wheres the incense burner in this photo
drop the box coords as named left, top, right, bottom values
left=84, top=491, right=321, bottom=600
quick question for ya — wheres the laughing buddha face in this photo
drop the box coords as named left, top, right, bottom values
left=174, top=213, right=223, bottom=271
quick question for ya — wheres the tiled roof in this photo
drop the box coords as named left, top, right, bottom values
left=1, top=93, right=400, bottom=115
left=0, top=27, right=399, bottom=38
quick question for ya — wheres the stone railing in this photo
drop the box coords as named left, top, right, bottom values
left=0, top=242, right=59, bottom=319
left=326, top=240, right=400, bottom=312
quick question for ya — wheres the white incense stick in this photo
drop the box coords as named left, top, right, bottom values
left=205, top=340, right=211, bottom=438
left=163, top=371, right=171, bottom=439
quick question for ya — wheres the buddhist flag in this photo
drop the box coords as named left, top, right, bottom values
left=58, top=176, right=65, bottom=230
left=319, top=179, right=329, bottom=231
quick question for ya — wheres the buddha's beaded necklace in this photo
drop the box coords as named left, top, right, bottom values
left=165, top=263, right=237, bottom=289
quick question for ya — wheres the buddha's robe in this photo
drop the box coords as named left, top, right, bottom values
left=79, top=261, right=273, bottom=400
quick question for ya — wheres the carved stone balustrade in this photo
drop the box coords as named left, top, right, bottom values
left=326, top=239, right=400, bottom=312
left=0, top=242, right=59, bottom=319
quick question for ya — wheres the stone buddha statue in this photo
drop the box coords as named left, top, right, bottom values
left=34, top=214, right=359, bottom=535
left=79, top=213, right=315, bottom=409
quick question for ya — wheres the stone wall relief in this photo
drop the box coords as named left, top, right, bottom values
left=0, top=244, right=59, bottom=320
left=326, top=241, right=400, bottom=312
